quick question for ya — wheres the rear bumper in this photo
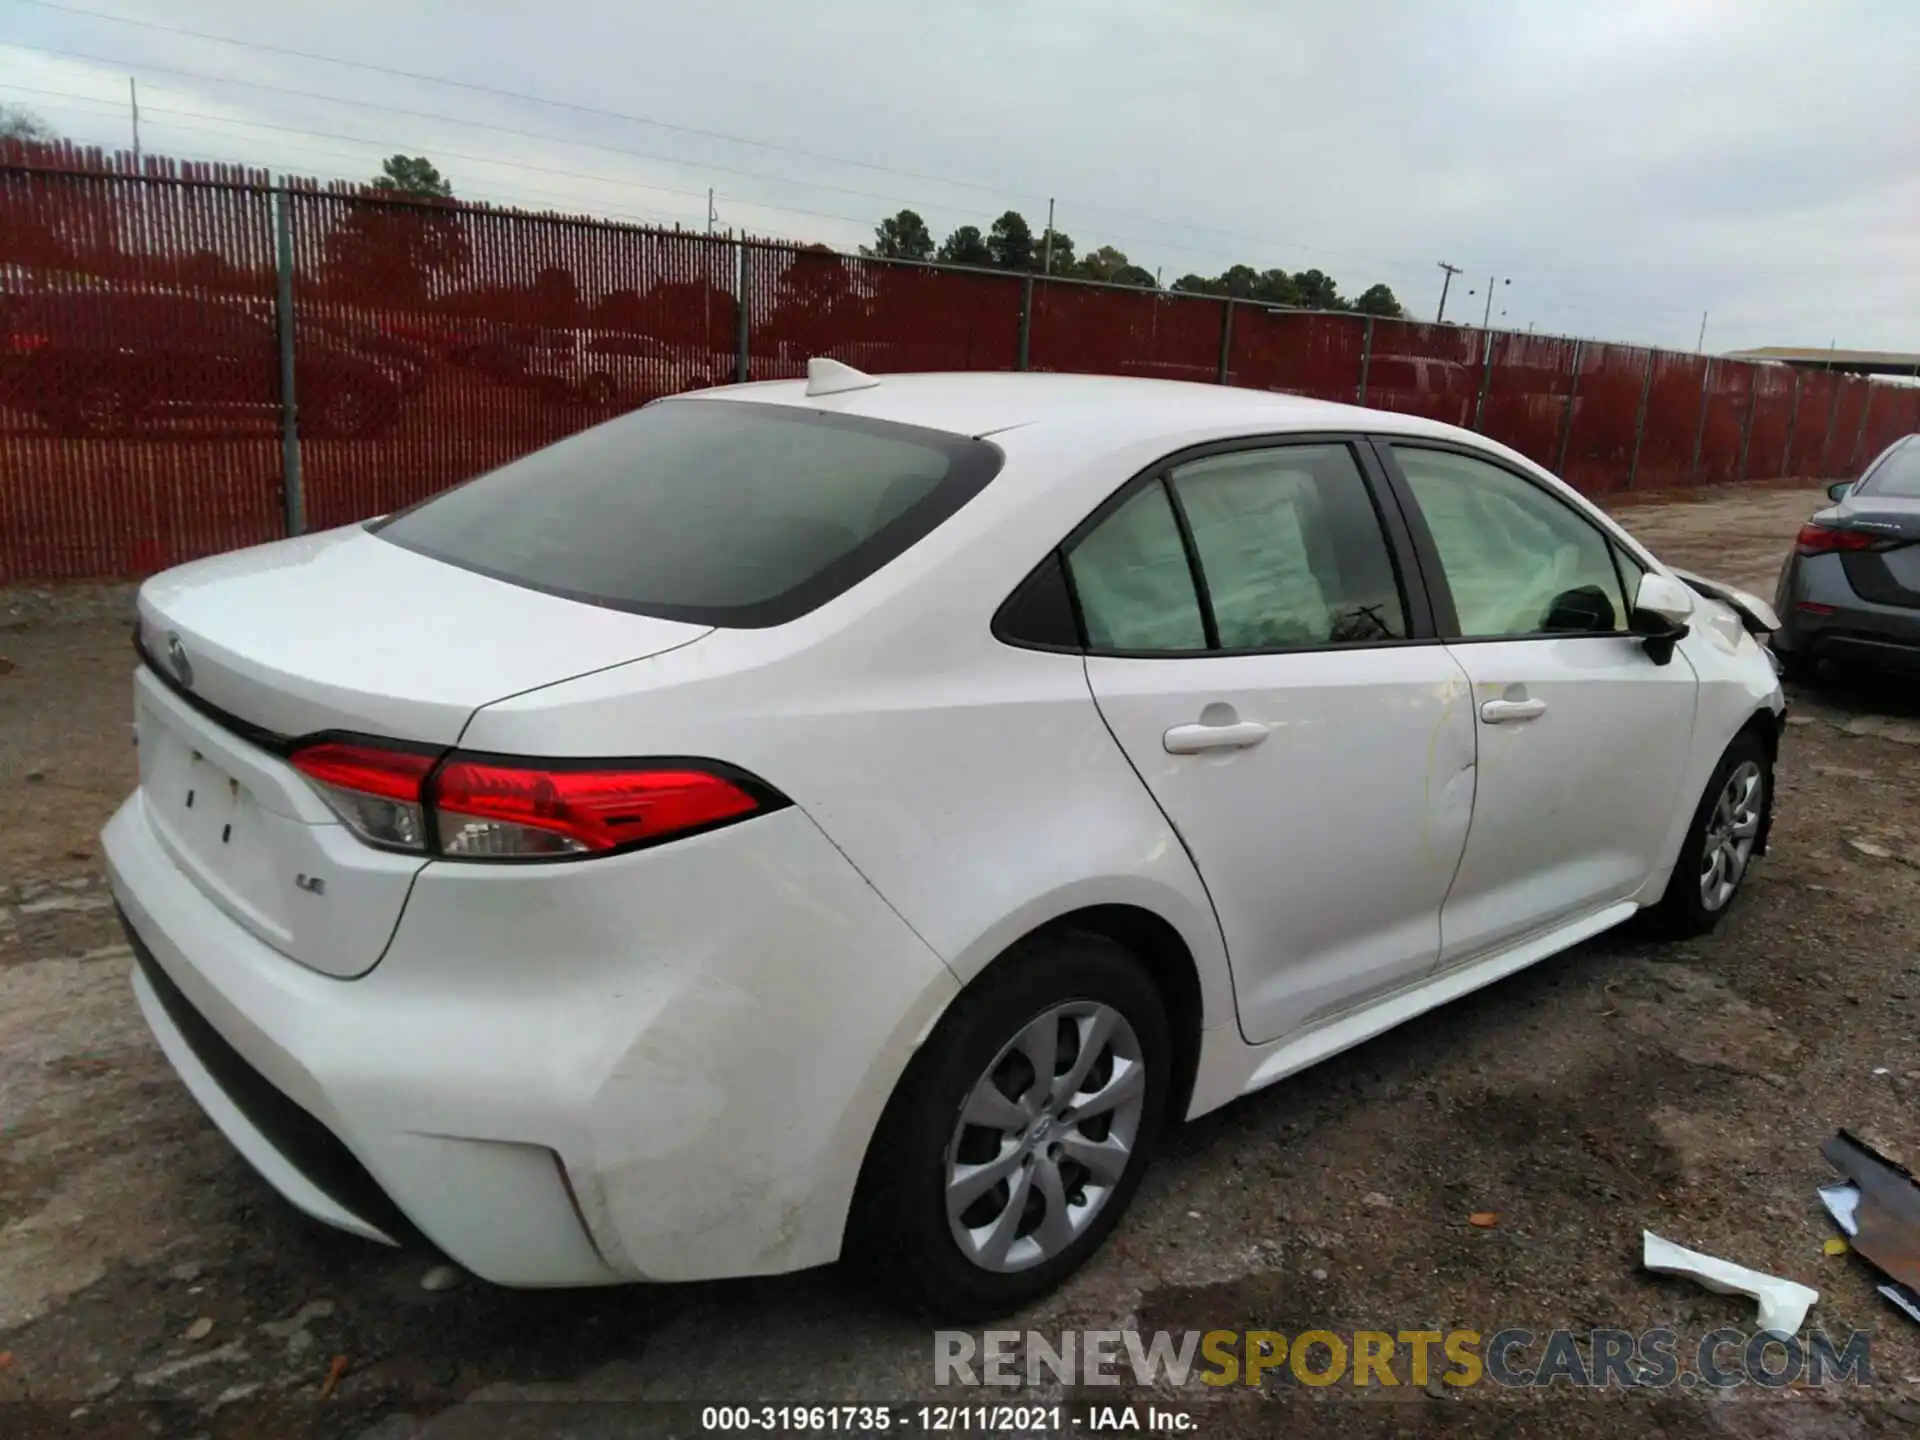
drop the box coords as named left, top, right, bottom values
left=1772, top=553, right=1920, bottom=673
left=105, top=791, right=959, bottom=1285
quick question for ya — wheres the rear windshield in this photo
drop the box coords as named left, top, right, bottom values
left=374, top=400, right=1002, bottom=626
left=1860, top=441, right=1920, bottom=500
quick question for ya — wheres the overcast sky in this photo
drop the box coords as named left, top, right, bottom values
left=2, top=0, right=1914, bottom=352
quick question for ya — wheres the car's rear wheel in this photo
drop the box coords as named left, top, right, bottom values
left=1643, top=730, right=1771, bottom=939
left=850, top=930, right=1169, bottom=1318
left=52, top=381, right=137, bottom=437
left=308, top=383, right=388, bottom=439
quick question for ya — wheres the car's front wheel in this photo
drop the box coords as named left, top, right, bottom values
left=1643, top=729, right=1772, bottom=938
left=850, top=930, right=1169, bottom=1318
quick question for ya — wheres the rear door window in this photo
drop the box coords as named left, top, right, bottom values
left=374, top=399, right=1002, bottom=626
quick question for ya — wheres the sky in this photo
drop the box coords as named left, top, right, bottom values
left=0, top=0, right=1915, bottom=353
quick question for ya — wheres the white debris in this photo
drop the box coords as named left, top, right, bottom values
left=133, top=1341, right=248, bottom=1388
left=183, top=1317, right=213, bottom=1341
left=1642, top=1231, right=1818, bottom=1337
left=419, top=1264, right=462, bottom=1292
left=258, top=1299, right=334, bottom=1339
left=17, top=893, right=113, bottom=915
left=1821, top=1183, right=1861, bottom=1236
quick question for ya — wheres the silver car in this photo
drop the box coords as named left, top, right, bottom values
left=1773, top=433, right=1920, bottom=682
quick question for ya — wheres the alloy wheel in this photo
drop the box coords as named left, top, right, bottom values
left=1699, top=759, right=1763, bottom=912
left=944, top=1001, right=1147, bottom=1273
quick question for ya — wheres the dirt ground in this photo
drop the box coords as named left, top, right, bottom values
left=4, top=483, right=1920, bottom=1438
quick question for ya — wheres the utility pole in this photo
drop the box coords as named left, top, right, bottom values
left=1473, top=275, right=1511, bottom=330
left=1042, top=197, right=1055, bottom=277
left=1435, top=261, right=1463, bottom=323
left=1696, top=310, right=1708, bottom=354
left=129, top=76, right=140, bottom=168
left=706, top=187, right=716, bottom=235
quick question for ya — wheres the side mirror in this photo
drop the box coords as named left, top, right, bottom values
left=1629, top=571, right=1694, bottom=667
left=1827, top=481, right=1853, bottom=503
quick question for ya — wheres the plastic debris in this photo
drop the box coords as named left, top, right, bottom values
left=1820, top=1132, right=1920, bottom=1326
left=418, top=1264, right=461, bottom=1292
left=1823, top=1237, right=1851, bottom=1256
left=1881, top=1286, right=1920, bottom=1326
left=1469, top=1212, right=1499, bottom=1228
left=183, top=1317, right=213, bottom=1342
left=1641, top=1231, right=1818, bottom=1337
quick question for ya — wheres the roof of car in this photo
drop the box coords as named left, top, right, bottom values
left=686, top=370, right=1471, bottom=448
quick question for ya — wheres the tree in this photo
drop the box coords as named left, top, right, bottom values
left=1035, top=227, right=1075, bottom=275
left=372, top=154, right=453, bottom=198
left=936, top=225, right=992, bottom=266
left=986, top=211, right=1035, bottom=271
left=1352, top=283, right=1404, bottom=318
left=866, top=208, right=934, bottom=262
left=1292, top=268, right=1344, bottom=311
left=1253, top=268, right=1301, bottom=306
left=1111, top=264, right=1158, bottom=290
left=1079, top=245, right=1131, bottom=283
left=0, top=104, right=54, bottom=141
left=1171, top=273, right=1223, bottom=296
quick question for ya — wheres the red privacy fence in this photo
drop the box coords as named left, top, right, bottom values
left=4, top=142, right=1918, bottom=581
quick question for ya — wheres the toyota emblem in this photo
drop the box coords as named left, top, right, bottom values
left=165, top=631, right=193, bottom=688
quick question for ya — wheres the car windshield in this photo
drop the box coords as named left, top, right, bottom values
left=1860, top=443, right=1920, bottom=499
left=374, top=399, right=1002, bottom=626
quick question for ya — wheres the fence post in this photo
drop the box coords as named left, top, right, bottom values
left=272, top=185, right=303, bottom=537
left=1851, top=384, right=1876, bottom=474
left=1357, top=315, right=1374, bottom=404
left=1017, top=277, right=1033, bottom=371
left=1735, top=372, right=1757, bottom=482
left=1625, top=348, right=1656, bottom=491
left=1686, top=357, right=1712, bottom=487
left=1554, top=340, right=1583, bottom=476
left=733, top=240, right=750, bottom=383
left=1472, top=328, right=1496, bottom=432
left=1781, top=370, right=1802, bottom=478
left=1216, top=298, right=1234, bottom=385
left=1821, top=370, right=1844, bottom=477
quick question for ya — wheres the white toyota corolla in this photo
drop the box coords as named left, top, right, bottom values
left=105, top=363, right=1785, bottom=1316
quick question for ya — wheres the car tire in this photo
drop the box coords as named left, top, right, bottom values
left=308, top=383, right=389, bottom=440
left=53, top=381, right=136, bottom=437
left=1642, top=730, right=1772, bottom=940
left=849, top=930, right=1170, bottom=1319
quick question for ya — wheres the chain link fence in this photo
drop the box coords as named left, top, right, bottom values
left=4, top=141, right=1916, bottom=581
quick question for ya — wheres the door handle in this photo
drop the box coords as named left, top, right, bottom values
left=1164, top=720, right=1270, bottom=754
left=1480, top=698, right=1547, bottom=723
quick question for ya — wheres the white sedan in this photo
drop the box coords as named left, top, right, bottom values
left=104, top=362, right=1785, bottom=1317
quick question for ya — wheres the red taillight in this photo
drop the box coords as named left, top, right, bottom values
left=288, top=739, right=772, bottom=860
left=1796, top=521, right=1890, bottom=555
left=5, top=331, right=51, bottom=353
left=432, top=759, right=762, bottom=858
left=290, top=742, right=437, bottom=852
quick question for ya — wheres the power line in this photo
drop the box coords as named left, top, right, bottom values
left=0, top=1, right=1435, bottom=273
left=4, top=41, right=974, bottom=216
left=0, top=78, right=1373, bottom=272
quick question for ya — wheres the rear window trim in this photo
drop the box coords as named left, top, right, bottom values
left=370, top=400, right=1006, bottom=629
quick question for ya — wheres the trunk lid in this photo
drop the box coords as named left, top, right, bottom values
left=138, top=523, right=710, bottom=744
left=132, top=524, right=711, bottom=977
left=1831, top=497, right=1920, bottom=609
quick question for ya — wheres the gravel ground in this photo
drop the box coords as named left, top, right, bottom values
left=3, top=483, right=1920, bottom=1438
